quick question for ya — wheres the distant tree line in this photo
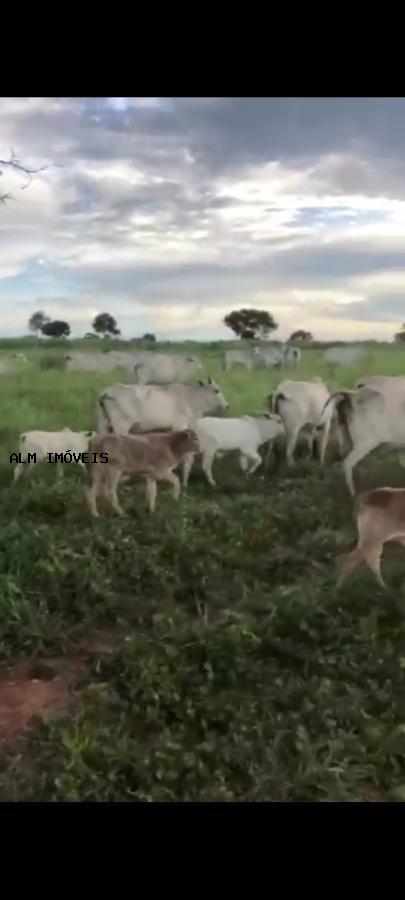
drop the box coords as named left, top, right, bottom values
left=28, top=309, right=156, bottom=342
left=27, top=303, right=405, bottom=347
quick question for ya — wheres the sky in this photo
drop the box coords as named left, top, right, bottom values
left=1, top=96, right=405, bottom=341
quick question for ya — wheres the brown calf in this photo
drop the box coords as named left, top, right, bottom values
left=337, top=487, right=405, bottom=589
left=86, top=429, right=199, bottom=517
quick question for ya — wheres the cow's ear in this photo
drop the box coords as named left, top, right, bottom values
left=198, top=380, right=205, bottom=387
left=207, top=375, right=213, bottom=385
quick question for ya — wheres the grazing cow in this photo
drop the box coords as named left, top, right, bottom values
left=86, top=429, right=199, bottom=516
left=323, top=345, right=367, bottom=367
left=13, top=428, right=96, bottom=482
left=319, top=382, right=405, bottom=496
left=97, top=378, right=229, bottom=436
left=64, top=351, right=146, bottom=373
left=337, top=488, right=405, bottom=588
left=223, top=349, right=255, bottom=371
left=283, top=346, right=301, bottom=367
left=135, top=353, right=204, bottom=384
left=182, top=413, right=285, bottom=487
left=269, top=378, right=332, bottom=465
left=12, top=353, right=28, bottom=362
left=254, top=345, right=284, bottom=368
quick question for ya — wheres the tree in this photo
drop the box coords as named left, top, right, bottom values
left=92, top=312, right=120, bottom=338
left=0, top=149, right=49, bottom=205
left=41, top=320, right=70, bottom=338
left=288, top=329, right=313, bottom=343
left=142, top=333, right=156, bottom=342
left=28, top=310, right=50, bottom=336
left=394, top=324, right=405, bottom=343
left=223, top=308, right=278, bottom=340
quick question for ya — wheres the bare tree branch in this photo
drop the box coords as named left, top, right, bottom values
left=0, top=148, right=50, bottom=204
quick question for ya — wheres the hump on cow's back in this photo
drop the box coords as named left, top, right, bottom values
left=354, top=386, right=385, bottom=410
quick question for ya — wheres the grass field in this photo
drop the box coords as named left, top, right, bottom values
left=1, top=340, right=405, bottom=801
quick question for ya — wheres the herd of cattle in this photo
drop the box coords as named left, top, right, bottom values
left=7, top=343, right=405, bottom=586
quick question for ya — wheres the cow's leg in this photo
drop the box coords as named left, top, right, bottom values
left=303, top=429, right=315, bottom=459
left=159, top=470, right=181, bottom=501
left=263, top=440, right=275, bottom=470
left=363, top=542, right=386, bottom=588
left=145, top=477, right=158, bottom=512
left=342, top=441, right=375, bottom=497
left=85, top=467, right=103, bottom=518
left=14, top=458, right=27, bottom=482
left=338, top=507, right=387, bottom=588
left=201, top=450, right=216, bottom=487
left=285, top=426, right=301, bottom=466
left=182, top=452, right=195, bottom=489
left=337, top=546, right=364, bottom=587
left=105, top=468, right=124, bottom=515
left=239, top=453, right=249, bottom=472
left=15, top=452, right=42, bottom=482
left=244, top=449, right=262, bottom=475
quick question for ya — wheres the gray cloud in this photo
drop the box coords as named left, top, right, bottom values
left=2, top=98, right=405, bottom=339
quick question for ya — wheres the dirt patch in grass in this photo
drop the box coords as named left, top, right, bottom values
left=0, top=666, right=70, bottom=743
left=0, top=627, right=126, bottom=744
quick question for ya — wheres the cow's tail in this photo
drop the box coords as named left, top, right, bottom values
left=98, top=393, right=116, bottom=434
left=317, top=391, right=353, bottom=463
left=271, top=390, right=291, bottom=415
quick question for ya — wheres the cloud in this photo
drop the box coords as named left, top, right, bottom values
left=1, top=98, right=405, bottom=339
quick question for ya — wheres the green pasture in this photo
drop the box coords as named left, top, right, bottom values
left=0, top=339, right=405, bottom=801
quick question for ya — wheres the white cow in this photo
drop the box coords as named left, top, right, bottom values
left=270, top=378, right=332, bottom=465
left=0, top=355, right=28, bottom=375
left=254, top=345, right=284, bottom=368
left=64, top=351, right=146, bottom=373
left=354, top=375, right=405, bottom=391
left=283, top=345, right=301, bottom=367
left=135, top=353, right=204, bottom=385
left=104, top=351, right=148, bottom=373
left=323, top=345, right=367, bottom=367
left=13, top=428, right=96, bottom=482
left=319, top=381, right=405, bottom=495
left=223, top=349, right=255, bottom=371
left=182, top=413, right=285, bottom=487
left=97, top=378, right=229, bottom=435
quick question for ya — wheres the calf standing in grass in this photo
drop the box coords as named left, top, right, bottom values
left=337, top=488, right=405, bottom=588
left=13, top=428, right=96, bottom=482
left=86, top=429, right=199, bottom=516
left=182, top=414, right=284, bottom=488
